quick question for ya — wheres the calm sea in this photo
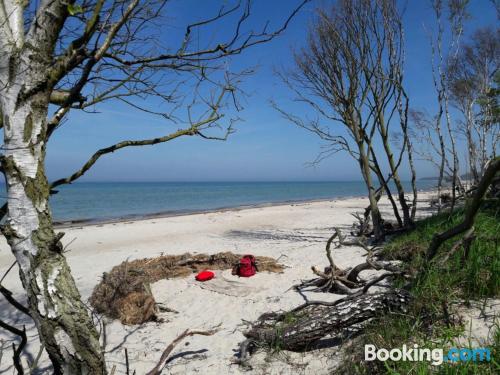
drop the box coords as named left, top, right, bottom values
left=0, top=181, right=436, bottom=223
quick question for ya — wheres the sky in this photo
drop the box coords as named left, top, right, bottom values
left=45, top=0, right=498, bottom=182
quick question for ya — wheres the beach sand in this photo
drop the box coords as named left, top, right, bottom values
left=0, top=192, right=496, bottom=374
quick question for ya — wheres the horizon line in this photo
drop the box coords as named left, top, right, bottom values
left=34, top=179, right=434, bottom=184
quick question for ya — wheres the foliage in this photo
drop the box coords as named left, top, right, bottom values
left=339, top=204, right=500, bottom=374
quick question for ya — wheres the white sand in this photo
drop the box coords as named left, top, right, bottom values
left=0, top=191, right=470, bottom=374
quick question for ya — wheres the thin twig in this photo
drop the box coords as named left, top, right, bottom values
left=0, top=260, right=16, bottom=284
left=146, top=329, right=219, bottom=375
left=0, top=285, right=31, bottom=317
left=125, top=347, right=129, bottom=375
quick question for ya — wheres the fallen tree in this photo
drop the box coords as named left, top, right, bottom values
left=233, top=220, right=410, bottom=361
left=238, top=289, right=410, bottom=361
left=235, top=230, right=408, bottom=363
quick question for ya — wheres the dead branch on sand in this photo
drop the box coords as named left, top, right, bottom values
left=295, top=228, right=402, bottom=294
left=146, top=328, right=218, bottom=375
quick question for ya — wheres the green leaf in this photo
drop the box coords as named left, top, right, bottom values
left=68, top=4, right=83, bottom=16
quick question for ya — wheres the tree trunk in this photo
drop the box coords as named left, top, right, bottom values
left=358, top=144, right=384, bottom=241
left=369, top=147, right=403, bottom=228
left=426, top=157, right=500, bottom=262
left=243, top=290, right=410, bottom=352
left=437, top=139, right=446, bottom=207
left=380, top=132, right=411, bottom=227
left=1, top=79, right=106, bottom=373
left=443, top=95, right=459, bottom=212
left=407, top=137, right=418, bottom=222
left=376, top=111, right=412, bottom=227
left=466, top=104, right=479, bottom=185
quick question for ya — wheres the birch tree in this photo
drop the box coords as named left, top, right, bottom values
left=274, top=0, right=416, bottom=240
left=447, top=26, right=500, bottom=185
left=0, top=1, right=308, bottom=373
left=414, top=0, right=469, bottom=209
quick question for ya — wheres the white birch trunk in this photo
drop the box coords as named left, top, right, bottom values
left=0, top=7, right=106, bottom=373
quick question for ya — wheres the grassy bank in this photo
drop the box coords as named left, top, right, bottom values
left=340, top=204, right=500, bottom=374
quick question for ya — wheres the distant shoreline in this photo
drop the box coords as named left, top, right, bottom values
left=54, top=196, right=353, bottom=228
left=54, top=186, right=436, bottom=229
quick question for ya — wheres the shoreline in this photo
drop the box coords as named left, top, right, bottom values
left=54, top=187, right=436, bottom=228
left=54, top=196, right=349, bottom=227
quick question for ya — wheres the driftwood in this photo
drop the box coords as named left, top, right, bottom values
left=239, top=289, right=410, bottom=359
left=296, top=228, right=401, bottom=294
left=146, top=329, right=218, bottom=375
left=239, top=226, right=409, bottom=361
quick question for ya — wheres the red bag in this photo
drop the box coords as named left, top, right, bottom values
left=232, top=255, right=258, bottom=277
left=195, top=270, right=215, bottom=282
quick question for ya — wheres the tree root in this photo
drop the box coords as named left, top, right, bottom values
left=350, top=188, right=386, bottom=237
left=295, top=228, right=403, bottom=294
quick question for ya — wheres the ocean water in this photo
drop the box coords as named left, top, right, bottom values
left=0, top=181, right=436, bottom=223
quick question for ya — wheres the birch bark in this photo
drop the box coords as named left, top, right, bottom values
left=0, top=2, right=106, bottom=373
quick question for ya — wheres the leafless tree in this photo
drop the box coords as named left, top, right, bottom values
left=447, top=26, right=500, bottom=185
left=274, top=0, right=416, bottom=240
left=415, top=0, right=469, bottom=210
left=409, top=109, right=457, bottom=186
left=0, top=1, right=308, bottom=373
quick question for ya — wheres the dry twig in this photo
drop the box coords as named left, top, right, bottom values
left=146, top=329, right=219, bottom=375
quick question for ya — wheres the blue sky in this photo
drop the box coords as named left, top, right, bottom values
left=46, top=0, right=498, bottom=182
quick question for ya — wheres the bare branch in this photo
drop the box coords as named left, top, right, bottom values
left=0, top=320, right=26, bottom=374
left=51, top=85, right=232, bottom=188
left=146, top=328, right=219, bottom=375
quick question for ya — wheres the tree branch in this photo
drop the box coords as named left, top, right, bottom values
left=104, top=0, right=310, bottom=66
left=146, top=328, right=218, bottom=375
left=51, top=85, right=231, bottom=188
left=0, top=320, right=26, bottom=374
left=426, top=157, right=500, bottom=261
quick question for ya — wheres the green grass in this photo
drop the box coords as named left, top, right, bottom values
left=339, top=204, right=500, bottom=374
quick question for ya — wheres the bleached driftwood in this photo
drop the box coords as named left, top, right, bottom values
left=239, top=289, right=410, bottom=359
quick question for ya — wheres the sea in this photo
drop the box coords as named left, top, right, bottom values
left=0, top=181, right=436, bottom=224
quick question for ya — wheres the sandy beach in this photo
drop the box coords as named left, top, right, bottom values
left=2, top=191, right=489, bottom=374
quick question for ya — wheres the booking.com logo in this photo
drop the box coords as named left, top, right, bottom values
left=365, top=344, right=491, bottom=366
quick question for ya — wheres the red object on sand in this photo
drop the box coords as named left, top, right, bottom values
left=195, top=270, right=215, bottom=282
left=236, top=255, right=257, bottom=277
